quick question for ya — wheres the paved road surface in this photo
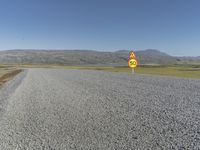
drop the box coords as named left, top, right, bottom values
left=0, top=68, right=199, bottom=149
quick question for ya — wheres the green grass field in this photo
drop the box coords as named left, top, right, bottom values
left=136, top=65, right=200, bottom=79
left=65, top=66, right=200, bottom=79
left=21, top=64, right=200, bottom=79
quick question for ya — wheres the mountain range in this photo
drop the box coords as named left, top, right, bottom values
left=0, top=49, right=199, bottom=65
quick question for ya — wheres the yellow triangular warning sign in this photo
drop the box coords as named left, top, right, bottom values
left=129, top=51, right=136, bottom=59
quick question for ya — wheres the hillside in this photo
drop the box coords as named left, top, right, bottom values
left=0, top=49, right=177, bottom=65
left=176, top=56, right=200, bottom=65
left=116, top=49, right=177, bottom=65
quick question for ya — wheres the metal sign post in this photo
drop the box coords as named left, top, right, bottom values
left=132, top=68, right=135, bottom=74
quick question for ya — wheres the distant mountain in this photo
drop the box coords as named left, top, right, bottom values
left=0, top=49, right=178, bottom=65
left=176, top=56, right=200, bottom=64
left=0, top=50, right=127, bottom=65
left=116, top=49, right=177, bottom=65
left=177, top=56, right=200, bottom=61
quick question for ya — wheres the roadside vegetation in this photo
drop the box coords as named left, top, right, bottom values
left=0, top=65, right=22, bottom=86
left=21, top=64, right=200, bottom=79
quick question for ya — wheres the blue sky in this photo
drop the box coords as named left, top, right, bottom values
left=0, top=0, right=200, bottom=56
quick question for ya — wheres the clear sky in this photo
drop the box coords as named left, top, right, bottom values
left=0, top=0, right=200, bottom=56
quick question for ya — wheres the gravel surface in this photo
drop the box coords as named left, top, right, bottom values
left=0, top=68, right=199, bottom=150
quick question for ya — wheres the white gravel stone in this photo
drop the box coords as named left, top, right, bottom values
left=0, top=68, right=199, bottom=149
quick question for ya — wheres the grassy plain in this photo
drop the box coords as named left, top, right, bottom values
left=21, top=64, right=200, bottom=79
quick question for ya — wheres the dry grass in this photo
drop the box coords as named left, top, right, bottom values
left=0, top=69, right=22, bottom=86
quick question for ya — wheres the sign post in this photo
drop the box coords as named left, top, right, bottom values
left=132, top=68, right=135, bottom=74
left=128, top=51, right=138, bottom=74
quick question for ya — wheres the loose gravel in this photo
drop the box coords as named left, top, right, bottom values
left=0, top=68, right=199, bottom=150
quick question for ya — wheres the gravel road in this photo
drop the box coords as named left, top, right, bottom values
left=0, top=68, right=199, bottom=150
